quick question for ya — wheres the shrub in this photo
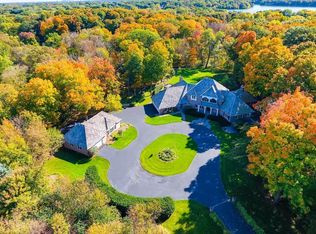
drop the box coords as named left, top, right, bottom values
left=158, top=149, right=177, bottom=162
left=235, top=202, right=264, bottom=234
left=85, top=166, right=175, bottom=222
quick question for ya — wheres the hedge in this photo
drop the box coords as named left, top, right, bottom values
left=235, top=201, right=265, bottom=234
left=85, top=165, right=175, bottom=222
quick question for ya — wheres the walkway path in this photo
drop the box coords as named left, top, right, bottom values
left=99, top=105, right=254, bottom=234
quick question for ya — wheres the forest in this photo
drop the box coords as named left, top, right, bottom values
left=0, top=1, right=315, bottom=233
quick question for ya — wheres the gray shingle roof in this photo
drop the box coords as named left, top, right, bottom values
left=221, top=92, right=255, bottom=116
left=64, top=111, right=121, bottom=150
left=186, top=78, right=228, bottom=98
left=152, top=80, right=189, bottom=110
left=233, top=88, right=257, bottom=104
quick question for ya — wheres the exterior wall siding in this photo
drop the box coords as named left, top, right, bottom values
left=64, top=142, right=89, bottom=156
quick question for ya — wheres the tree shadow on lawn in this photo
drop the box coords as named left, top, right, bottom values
left=55, top=148, right=92, bottom=164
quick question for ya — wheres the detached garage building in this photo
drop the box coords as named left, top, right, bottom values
left=64, top=111, right=121, bottom=156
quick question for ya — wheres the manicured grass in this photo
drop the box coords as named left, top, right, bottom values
left=44, top=149, right=110, bottom=184
left=212, top=121, right=304, bottom=233
left=169, top=68, right=217, bottom=84
left=122, top=91, right=152, bottom=107
left=140, top=134, right=198, bottom=176
left=110, top=124, right=138, bottom=150
left=135, top=91, right=152, bottom=106
left=163, top=200, right=228, bottom=234
left=169, top=68, right=238, bottom=90
left=145, top=113, right=183, bottom=125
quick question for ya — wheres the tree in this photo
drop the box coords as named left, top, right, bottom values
left=35, top=60, right=105, bottom=124
left=284, top=26, right=316, bottom=47
left=88, top=57, right=120, bottom=97
left=50, top=213, right=70, bottom=234
left=143, top=41, right=170, bottom=85
left=235, top=31, right=256, bottom=52
left=1, top=65, right=27, bottom=87
left=44, top=32, right=62, bottom=48
left=18, top=78, right=60, bottom=124
left=247, top=89, right=316, bottom=213
left=122, top=42, right=144, bottom=92
left=242, top=37, right=293, bottom=97
left=104, top=94, right=122, bottom=112
left=87, top=221, right=125, bottom=234
left=128, top=201, right=163, bottom=233
left=201, top=29, right=216, bottom=68
left=0, top=84, right=18, bottom=120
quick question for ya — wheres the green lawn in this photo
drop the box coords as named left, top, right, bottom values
left=140, top=134, right=198, bottom=176
left=212, top=121, right=307, bottom=233
left=135, top=91, right=152, bottom=106
left=110, top=124, right=138, bottom=150
left=169, top=69, right=217, bottom=85
left=163, top=200, right=228, bottom=234
left=44, top=149, right=110, bottom=184
left=168, top=68, right=238, bottom=90
left=122, top=91, right=152, bottom=107
left=145, top=113, right=183, bottom=125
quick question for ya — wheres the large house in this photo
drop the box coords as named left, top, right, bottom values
left=152, top=78, right=255, bottom=122
left=64, top=111, right=121, bottom=156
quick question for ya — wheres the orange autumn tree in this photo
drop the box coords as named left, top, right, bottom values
left=235, top=31, right=256, bottom=52
left=35, top=60, right=104, bottom=124
left=247, top=89, right=316, bottom=213
left=88, top=57, right=122, bottom=112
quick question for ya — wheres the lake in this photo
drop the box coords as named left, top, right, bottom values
left=231, top=4, right=316, bottom=13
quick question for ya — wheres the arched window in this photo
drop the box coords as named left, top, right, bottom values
left=202, top=97, right=209, bottom=102
left=210, top=98, right=217, bottom=103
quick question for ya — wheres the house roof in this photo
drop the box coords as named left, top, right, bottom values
left=221, top=92, right=255, bottom=116
left=64, top=111, right=121, bottom=150
left=233, top=88, right=257, bottom=104
left=186, top=78, right=228, bottom=100
left=152, top=80, right=190, bottom=110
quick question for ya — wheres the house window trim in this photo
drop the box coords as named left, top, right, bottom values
left=191, top=95, right=197, bottom=101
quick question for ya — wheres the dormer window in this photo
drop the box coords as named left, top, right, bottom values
left=202, top=96, right=217, bottom=103
left=191, top=95, right=197, bottom=101
left=202, top=97, right=209, bottom=102
left=210, top=98, right=217, bottom=103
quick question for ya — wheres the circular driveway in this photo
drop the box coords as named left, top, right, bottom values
left=99, top=105, right=253, bottom=234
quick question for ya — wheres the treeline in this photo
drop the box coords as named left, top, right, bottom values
left=255, top=0, right=316, bottom=7
left=126, top=0, right=252, bottom=10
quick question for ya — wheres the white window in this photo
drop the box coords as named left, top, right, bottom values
left=191, top=95, right=197, bottom=101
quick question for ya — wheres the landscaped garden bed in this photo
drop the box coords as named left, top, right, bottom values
left=140, top=133, right=198, bottom=176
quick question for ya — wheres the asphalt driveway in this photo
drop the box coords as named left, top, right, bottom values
left=99, top=105, right=253, bottom=234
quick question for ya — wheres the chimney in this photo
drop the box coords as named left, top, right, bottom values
left=104, top=117, right=108, bottom=131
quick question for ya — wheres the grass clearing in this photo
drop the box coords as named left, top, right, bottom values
left=145, top=113, right=182, bottom=125
left=110, top=124, right=138, bottom=150
left=140, top=134, right=197, bottom=176
left=168, top=68, right=238, bottom=90
left=163, top=200, right=228, bottom=234
left=169, top=69, right=217, bottom=84
left=44, top=149, right=110, bottom=184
